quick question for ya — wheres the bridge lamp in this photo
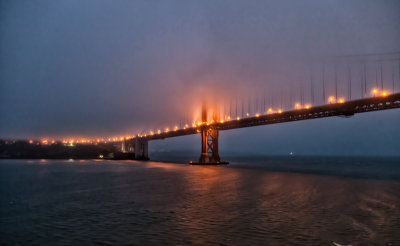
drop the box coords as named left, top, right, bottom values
left=227, top=116, right=231, bottom=120
left=185, top=124, right=189, bottom=128
left=150, top=131, right=154, bottom=135
left=268, top=108, right=273, bottom=113
left=381, top=91, right=388, bottom=97
left=338, top=99, right=345, bottom=103
left=220, top=120, right=224, bottom=123
left=278, top=109, right=282, bottom=114
left=372, top=89, right=378, bottom=96
left=295, top=103, right=301, bottom=109
left=305, top=105, right=311, bottom=109
left=236, top=117, right=240, bottom=120
left=255, top=113, right=260, bottom=117
left=328, top=97, right=335, bottom=104
left=174, top=126, right=179, bottom=131
left=157, top=130, right=161, bottom=134
left=246, top=113, right=250, bottom=117
left=165, top=128, right=169, bottom=133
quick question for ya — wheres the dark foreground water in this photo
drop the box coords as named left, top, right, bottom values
left=0, top=157, right=399, bottom=245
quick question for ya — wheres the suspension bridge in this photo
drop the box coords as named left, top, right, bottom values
left=114, top=52, right=400, bottom=164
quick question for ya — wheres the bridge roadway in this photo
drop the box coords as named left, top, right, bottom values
left=140, top=92, right=400, bottom=141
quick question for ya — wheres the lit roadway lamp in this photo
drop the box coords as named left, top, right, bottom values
left=236, top=116, right=240, bottom=120
left=268, top=108, right=273, bottom=113
left=295, top=103, right=301, bottom=109
left=255, top=113, right=260, bottom=117
left=328, top=96, right=335, bottom=104
left=157, top=129, right=161, bottom=134
left=227, top=116, right=231, bottom=120
left=338, top=98, right=345, bottom=104
left=278, top=109, right=282, bottom=114
left=372, top=89, right=379, bottom=97
left=381, top=91, right=388, bottom=97
left=220, top=120, right=224, bottom=123
left=305, top=104, right=311, bottom=109
left=246, top=113, right=250, bottom=117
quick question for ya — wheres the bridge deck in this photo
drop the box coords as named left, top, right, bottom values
left=140, top=93, right=400, bottom=141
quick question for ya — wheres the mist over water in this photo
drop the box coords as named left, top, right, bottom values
left=1, top=1, right=399, bottom=140
left=1, top=158, right=399, bottom=245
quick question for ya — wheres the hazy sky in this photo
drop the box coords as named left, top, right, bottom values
left=0, top=0, right=399, bottom=155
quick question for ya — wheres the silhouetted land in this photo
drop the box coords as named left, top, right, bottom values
left=0, top=140, right=132, bottom=160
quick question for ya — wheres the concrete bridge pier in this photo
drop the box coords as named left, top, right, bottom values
left=135, top=138, right=149, bottom=160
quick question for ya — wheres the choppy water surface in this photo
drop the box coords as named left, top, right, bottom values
left=0, top=157, right=399, bottom=245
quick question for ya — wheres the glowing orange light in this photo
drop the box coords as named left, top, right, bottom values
left=150, top=131, right=154, bottom=135
left=246, top=113, right=250, bottom=117
left=220, top=120, right=224, bottom=123
left=372, top=89, right=378, bottom=95
left=255, top=113, right=260, bottom=117
left=338, top=99, right=345, bottom=103
left=174, top=126, right=179, bottom=131
left=295, top=103, right=301, bottom=109
left=268, top=108, right=273, bottom=113
left=29, top=140, right=33, bottom=144
left=278, top=109, right=282, bottom=114
left=305, top=104, right=311, bottom=109
left=329, top=97, right=335, bottom=103
left=157, top=130, right=161, bottom=134
left=227, top=116, right=231, bottom=120
left=165, top=128, right=169, bottom=133
left=381, top=91, right=388, bottom=97
left=236, top=117, right=240, bottom=120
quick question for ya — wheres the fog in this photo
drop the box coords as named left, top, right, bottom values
left=1, top=0, right=399, bottom=155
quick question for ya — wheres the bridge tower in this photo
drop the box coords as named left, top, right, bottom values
left=196, top=104, right=227, bottom=165
left=134, top=137, right=149, bottom=160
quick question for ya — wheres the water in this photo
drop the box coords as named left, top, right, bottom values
left=0, top=157, right=399, bottom=245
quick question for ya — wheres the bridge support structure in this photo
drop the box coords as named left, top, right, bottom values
left=134, top=138, right=149, bottom=160
left=192, top=104, right=228, bottom=165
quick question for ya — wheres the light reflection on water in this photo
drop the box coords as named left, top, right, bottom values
left=0, top=158, right=399, bottom=245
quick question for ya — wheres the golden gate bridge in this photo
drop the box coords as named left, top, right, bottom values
left=32, top=51, right=400, bottom=164
left=116, top=51, right=400, bottom=164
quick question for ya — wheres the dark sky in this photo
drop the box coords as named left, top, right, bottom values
left=0, top=0, right=399, bottom=155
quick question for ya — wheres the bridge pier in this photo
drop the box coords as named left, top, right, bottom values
left=192, top=104, right=228, bottom=165
left=134, top=138, right=149, bottom=160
